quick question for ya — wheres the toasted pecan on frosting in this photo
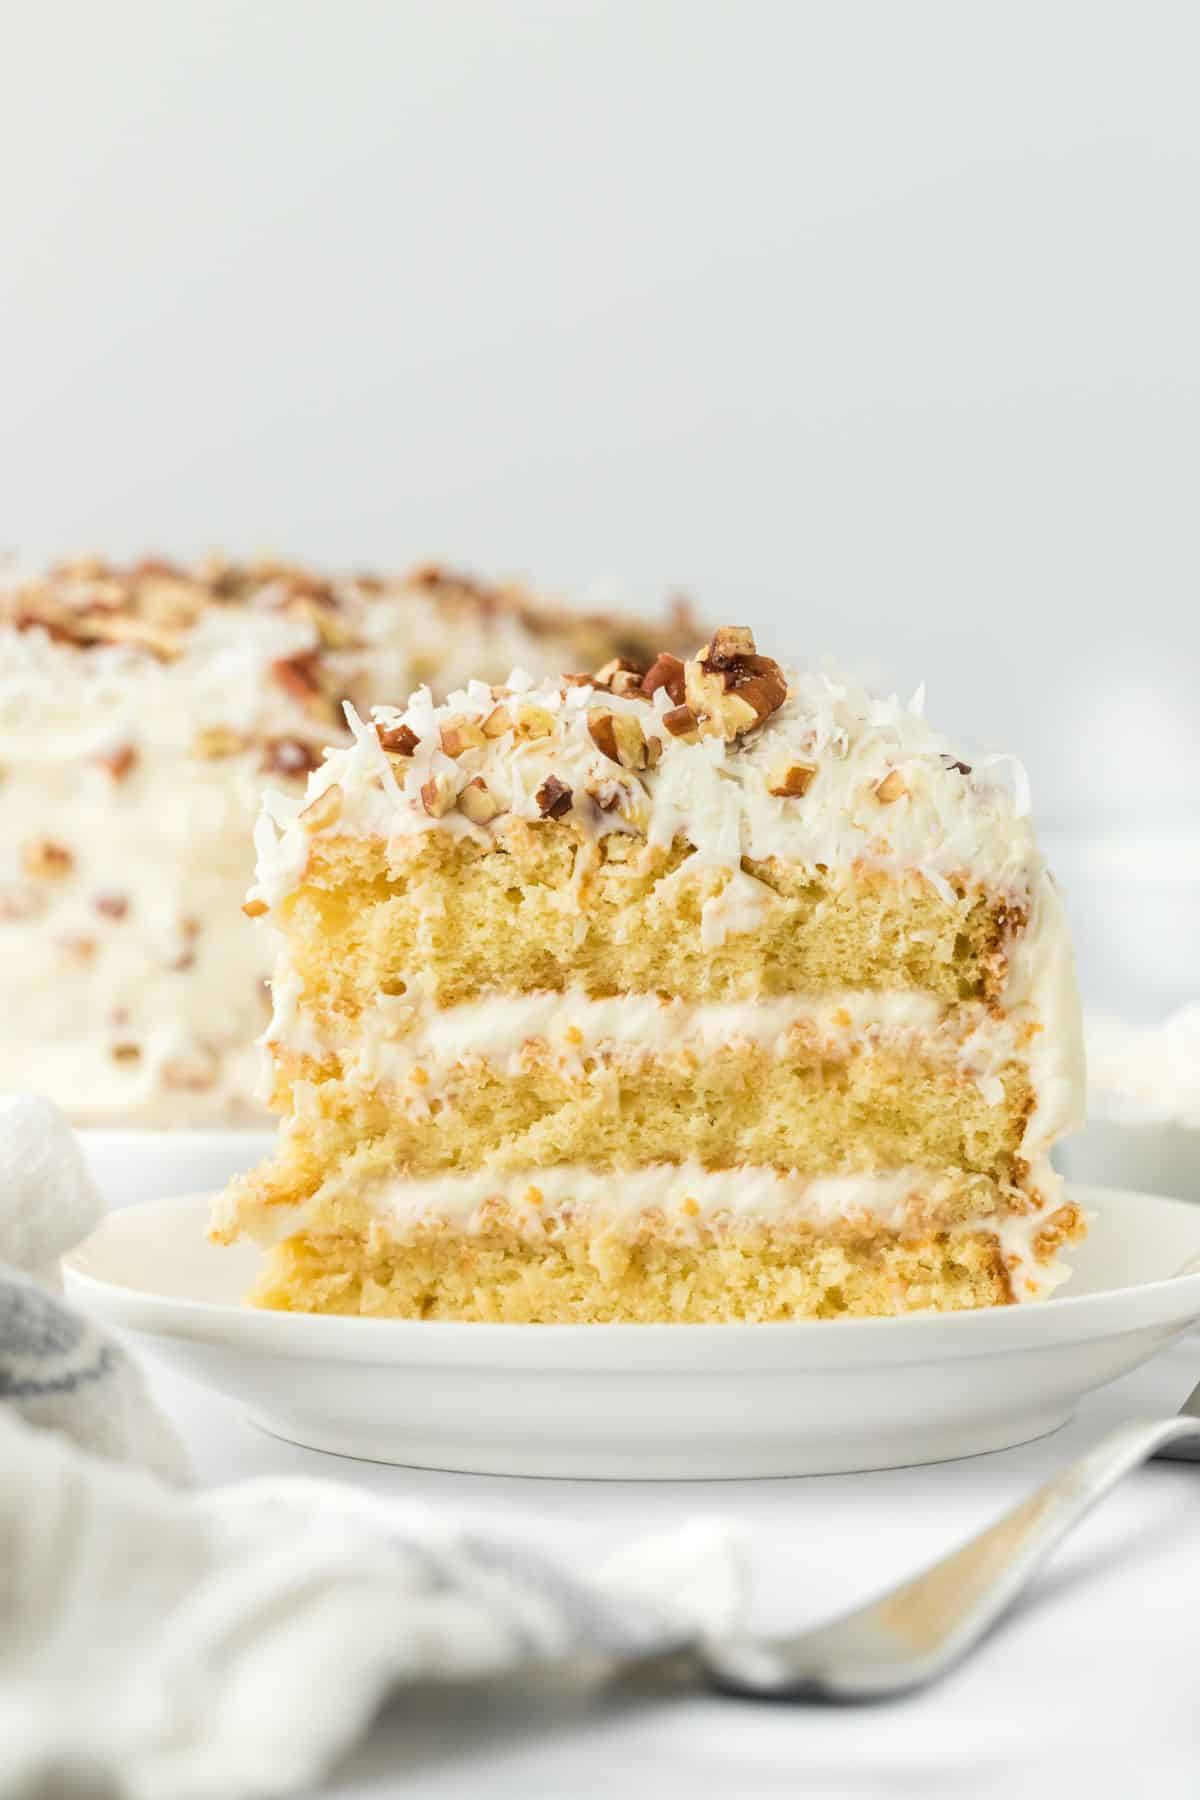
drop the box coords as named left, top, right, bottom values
left=683, top=627, right=788, bottom=742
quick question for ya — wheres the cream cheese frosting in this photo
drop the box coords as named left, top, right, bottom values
left=212, top=1158, right=1073, bottom=1303
left=271, top=984, right=959, bottom=1069
left=251, top=663, right=1049, bottom=910
left=263, top=980, right=1081, bottom=1160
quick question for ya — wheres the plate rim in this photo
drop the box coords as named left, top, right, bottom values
left=62, top=1183, right=1200, bottom=1371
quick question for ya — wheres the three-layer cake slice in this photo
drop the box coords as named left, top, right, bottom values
left=214, top=626, right=1085, bottom=1320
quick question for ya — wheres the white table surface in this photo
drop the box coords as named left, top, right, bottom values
left=141, top=1335, right=1200, bottom=1799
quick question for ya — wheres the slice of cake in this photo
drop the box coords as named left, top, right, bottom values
left=0, top=555, right=692, bottom=1125
left=214, top=626, right=1086, bottom=1321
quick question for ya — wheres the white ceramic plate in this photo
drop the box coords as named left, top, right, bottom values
left=65, top=1185, right=1200, bottom=1480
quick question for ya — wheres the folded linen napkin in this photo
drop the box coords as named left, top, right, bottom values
left=0, top=1093, right=189, bottom=1485
left=0, top=1095, right=742, bottom=1800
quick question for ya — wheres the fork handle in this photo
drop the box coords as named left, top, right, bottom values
left=704, top=1414, right=1200, bottom=1700
left=883, top=1414, right=1200, bottom=1680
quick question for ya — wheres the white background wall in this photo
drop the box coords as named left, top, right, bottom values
left=4, top=0, right=1199, bottom=837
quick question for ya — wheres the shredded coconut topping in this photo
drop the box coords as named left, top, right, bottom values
left=251, top=631, right=1050, bottom=911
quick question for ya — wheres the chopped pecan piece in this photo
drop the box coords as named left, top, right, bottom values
left=93, top=892, right=129, bottom=920
left=23, top=839, right=73, bottom=880
left=271, top=652, right=326, bottom=713
left=706, top=625, right=757, bottom=664
left=87, top=614, right=181, bottom=660
left=420, top=772, right=457, bottom=818
left=482, top=704, right=513, bottom=738
left=376, top=722, right=420, bottom=756
left=95, top=743, right=138, bottom=781
left=683, top=627, right=787, bottom=742
left=535, top=775, right=573, bottom=819
left=512, top=703, right=555, bottom=741
left=299, top=783, right=344, bottom=831
left=941, top=755, right=973, bottom=776
left=874, top=769, right=909, bottom=804
left=288, top=594, right=355, bottom=649
left=662, top=704, right=700, bottom=740
left=767, top=761, right=817, bottom=797
left=684, top=665, right=756, bottom=737
left=641, top=652, right=687, bottom=705
left=262, top=736, right=322, bottom=777
left=408, top=562, right=496, bottom=604
left=137, top=575, right=202, bottom=631
left=588, top=779, right=628, bottom=814
left=439, top=714, right=487, bottom=758
left=458, top=777, right=502, bottom=824
left=587, top=710, right=618, bottom=761
left=192, top=725, right=248, bottom=759
left=592, top=657, right=646, bottom=697
left=280, top=571, right=336, bottom=605
left=587, top=708, right=649, bottom=770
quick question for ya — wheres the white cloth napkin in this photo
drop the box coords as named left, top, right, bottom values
left=0, top=1096, right=742, bottom=1800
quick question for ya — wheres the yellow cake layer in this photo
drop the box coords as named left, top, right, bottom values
left=241, top=1045, right=1032, bottom=1222
left=248, top=1204, right=1085, bottom=1321
left=277, top=825, right=1020, bottom=1017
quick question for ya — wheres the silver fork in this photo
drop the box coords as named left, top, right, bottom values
left=699, top=1378, right=1200, bottom=1701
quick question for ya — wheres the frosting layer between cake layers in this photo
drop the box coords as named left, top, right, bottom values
left=213, top=1162, right=1072, bottom=1297
left=262, top=976, right=1075, bottom=1140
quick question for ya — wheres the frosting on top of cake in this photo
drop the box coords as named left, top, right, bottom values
left=250, top=625, right=1046, bottom=911
left=1, top=556, right=693, bottom=700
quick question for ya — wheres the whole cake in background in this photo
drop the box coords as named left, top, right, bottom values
left=0, top=555, right=694, bottom=1125
left=214, top=624, right=1086, bottom=1321
left=1057, top=1006, right=1200, bottom=1201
